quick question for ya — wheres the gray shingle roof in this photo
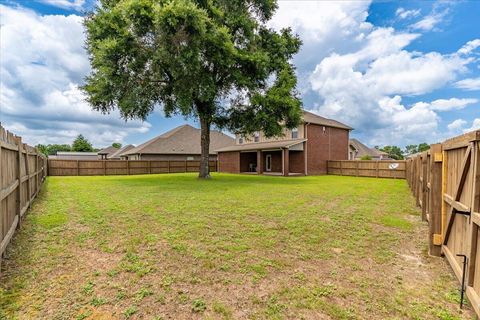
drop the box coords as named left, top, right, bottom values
left=123, top=124, right=235, bottom=155
left=98, top=145, right=119, bottom=155
left=109, top=144, right=135, bottom=159
left=349, top=139, right=387, bottom=158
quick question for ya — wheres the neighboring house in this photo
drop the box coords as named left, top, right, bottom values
left=49, top=152, right=99, bottom=160
left=109, top=144, right=135, bottom=160
left=215, top=110, right=352, bottom=176
left=98, top=146, right=119, bottom=159
left=348, top=139, right=389, bottom=160
left=121, top=124, right=235, bottom=161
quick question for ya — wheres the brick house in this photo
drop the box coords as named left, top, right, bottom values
left=215, top=111, right=352, bottom=176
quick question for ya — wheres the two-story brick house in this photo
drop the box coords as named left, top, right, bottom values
left=215, top=111, right=352, bottom=176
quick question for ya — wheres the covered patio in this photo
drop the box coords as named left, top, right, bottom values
left=220, top=139, right=307, bottom=176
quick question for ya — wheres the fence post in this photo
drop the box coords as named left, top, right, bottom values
left=15, top=136, right=23, bottom=228
left=421, top=153, right=428, bottom=221
left=429, top=144, right=443, bottom=256
left=76, top=160, right=79, bottom=176
left=148, top=160, right=151, bottom=174
left=25, top=145, right=31, bottom=206
left=376, top=161, right=379, bottom=178
left=340, top=161, right=343, bottom=176
left=168, top=160, right=171, bottom=173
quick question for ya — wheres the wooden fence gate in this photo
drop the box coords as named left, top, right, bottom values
left=407, top=130, right=480, bottom=315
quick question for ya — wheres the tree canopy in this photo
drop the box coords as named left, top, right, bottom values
left=72, top=135, right=94, bottom=152
left=379, top=145, right=404, bottom=160
left=83, top=0, right=303, bottom=177
left=112, top=142, right=122, bottom=149
left=404, top=143, right=430, bottom=156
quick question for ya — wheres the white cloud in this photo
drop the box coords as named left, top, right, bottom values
left=416, top=98, right=478, bottom=112
left=454, top=77, right=480, bottom=91
left=447, top=119, right=467, bottom=132
left=38, top=0, right=85, bottom=10
left=0, top=5, right=151, bottom=147
left=464, top=119, right=480, bottom=133
left=273, top=1, right=477, bottom=146
left=457, top=39, right=480, bottom=55
left=396, top=8, right=421, bottom=20
left=410, top=7, right=449, bottom=31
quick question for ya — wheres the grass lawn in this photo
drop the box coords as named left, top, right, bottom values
left=0, top=173, right=473, bottom=319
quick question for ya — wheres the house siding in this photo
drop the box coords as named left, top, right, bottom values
left=289, top=150, right=305, bottom=173
left=218, top=151, right=240, bottom=173
left=306, top=124, right=348, bottom=175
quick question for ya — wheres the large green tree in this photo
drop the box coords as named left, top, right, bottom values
left=72, top=135, right=94, bottom=152
left=83, top=0, right=302, bottom=178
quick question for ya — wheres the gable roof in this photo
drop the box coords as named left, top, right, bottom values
left=123, top=124, right=235, bottom=156
left=98, top=145, right=119, bottom=155
left=109, top=144, right=135, bottom=159
left=303, top=111, right=353, bottom=130
left=349, top=139, right=387, bottom=158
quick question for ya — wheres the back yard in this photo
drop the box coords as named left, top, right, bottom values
left=0, top=174, right=473, bottom=319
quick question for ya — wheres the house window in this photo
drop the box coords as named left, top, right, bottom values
left=254, top=132, right=260, bottom=142
left=291, top=127, right=298, bottom=139
left=239, top=137, right=243, bottom=144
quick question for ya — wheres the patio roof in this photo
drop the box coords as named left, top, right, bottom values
left=216, top=139, right=306, bottom=152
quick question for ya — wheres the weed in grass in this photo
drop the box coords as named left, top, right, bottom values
left=123, top=306, right=138, bottom=319
left=212, top=301, right=232, bottom=319
left=76, top=312, right=92, bottom=320
left=191, top=298, right=207, bottom=313
left=135, top=288, right=154, bottom=301
left=90, top=296, right=107, bottom=306
left=178, top=292, right=189, bottom=304
left=82, top=281, right=94, bottom=295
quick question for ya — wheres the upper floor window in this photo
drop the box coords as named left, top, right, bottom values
left=254, top=132, right=260, bottom=142
left=291, top=127, right=298, bottom=139
left=239, top=137, right=243, bottom=144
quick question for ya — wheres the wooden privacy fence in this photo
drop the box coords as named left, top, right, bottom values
left=1, top=125, right=47, bottom=262
left=327, top=160, right=406, bottom=179
left=406, top=130, right=480, bottom=315
left=48, top=159, right=217, bottom=176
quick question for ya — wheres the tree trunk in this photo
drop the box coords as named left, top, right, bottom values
left=199, top=115, right=211, bottom=179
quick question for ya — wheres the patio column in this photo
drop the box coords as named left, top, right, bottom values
left=283, top=148, right=289, bottom=176
left=256, top=150, right=263, bottom=174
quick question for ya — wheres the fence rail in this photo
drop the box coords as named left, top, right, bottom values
left=48, top=159, right=218, bottom=176
left=327, top=160, right=406, bottom=179
left=1, top=124, right=47, bottom=263
left=406, top=130, right=480, bottom=316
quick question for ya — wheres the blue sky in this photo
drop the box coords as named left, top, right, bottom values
left=0, top=0, right=479, bottom=148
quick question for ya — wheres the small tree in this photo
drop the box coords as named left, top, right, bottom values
left=112, top=142, right=122, bottom=149
left=380, top=145, right=404, bottom=160
left=418, top=143, right=430, bottom=152
left=83, top=0, right=302, bottom=178
left=360, top=155, right=372, bottom=160
left=404, top=144, right=418, bottom=155
left=72, top=135, right=94, bottom=152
